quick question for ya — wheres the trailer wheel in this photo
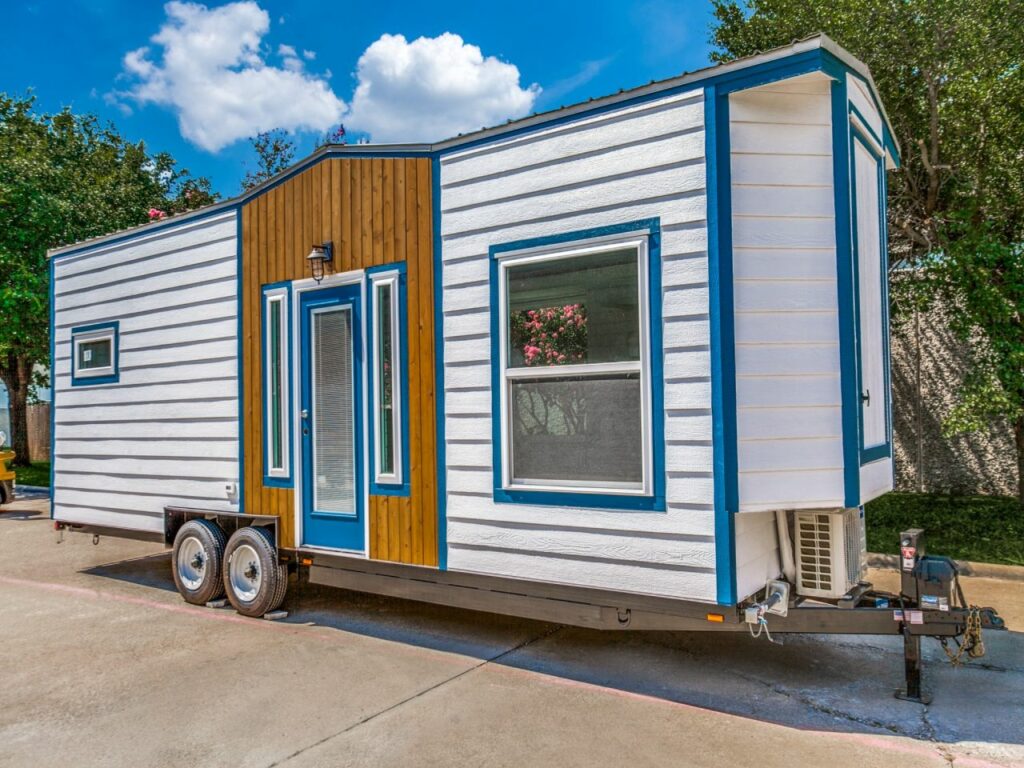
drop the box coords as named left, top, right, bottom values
left=223, top=526, right=286, bottom=617
left=172, top=519, right=227, bottom=605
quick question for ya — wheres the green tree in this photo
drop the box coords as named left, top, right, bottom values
left=241, top=130, right=296, bottom=191
left=0, top=94, right=216, bottom=466
left=711, top=0, right=1024, bottom=501
left=240, top=124, right=346, bottom=193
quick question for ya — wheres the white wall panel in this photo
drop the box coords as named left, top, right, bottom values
left=439, top=89, right=717, bottom=600
left=52, top=211, right=239, bottom=533
left=730, top=73, right=845, bottom=518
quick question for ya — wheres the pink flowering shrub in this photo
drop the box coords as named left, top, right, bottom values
left=148, top=208, right=167, bottom=221
left=510, top=303, right=588, bottom=366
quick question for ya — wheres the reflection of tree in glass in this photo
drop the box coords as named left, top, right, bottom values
left=510, top=304, right=588, bottom=366
left=510, top=304, right=589, bottom=439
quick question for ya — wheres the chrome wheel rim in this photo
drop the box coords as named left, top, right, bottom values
left=229, top=543, right=261, bottom=603
left=176, top=536, right=206, bottom=591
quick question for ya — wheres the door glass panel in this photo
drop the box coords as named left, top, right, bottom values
left=78, top=339, right=112, bottom=370
left=312, top=307, right=355, bottom=513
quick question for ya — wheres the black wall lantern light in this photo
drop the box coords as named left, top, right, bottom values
left=307, top=241, right=333, bottom=283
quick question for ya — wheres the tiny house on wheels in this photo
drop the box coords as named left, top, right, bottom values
left=48, top=36, right=1001, bottom=698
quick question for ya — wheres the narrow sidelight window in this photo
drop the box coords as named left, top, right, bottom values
left=498, top=240, right=652, bottom=495
left=371, top=272, right=402, bottom=486
left=263, top=285, right=291, bottom=484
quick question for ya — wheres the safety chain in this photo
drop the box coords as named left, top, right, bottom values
left=940, top=606, right=986, bottom=666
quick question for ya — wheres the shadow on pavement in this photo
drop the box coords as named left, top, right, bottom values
left=82, top=550, right=1024, bottom=752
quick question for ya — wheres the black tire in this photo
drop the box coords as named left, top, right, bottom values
left=171, top=519, right=227, bottom=605
left=223, top=526, right=286, bottom=617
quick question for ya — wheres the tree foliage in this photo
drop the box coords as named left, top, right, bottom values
left=240, top=124, right=347, bottom=193
left=0, top=93, right=216, bottom=464
left=240, top=129, right=296, bottom=191
left=710, top=0, right=1024, bottom=499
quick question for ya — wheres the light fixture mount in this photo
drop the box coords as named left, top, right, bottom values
left=307, top=241, right=333, bottom=283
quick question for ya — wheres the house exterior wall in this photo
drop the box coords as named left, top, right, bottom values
left=240, top=156, right=438, bottom=561
left=438, top=89, right=717, bottom=601
left=730, top=73, right=845, bottom=514
left=52, top=210, right=240, bottom=533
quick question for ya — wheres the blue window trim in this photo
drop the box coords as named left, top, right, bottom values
left=366, top=262, right=411, bottom=497
left=70, top=321, right=120, bottom=386
left=706, top=85, right=738, bottom=606
left=487, top=218, right=665, bottom=513
left=849, top=127, right=893, bottom=466
left=261, top=281, right=294, bottom=488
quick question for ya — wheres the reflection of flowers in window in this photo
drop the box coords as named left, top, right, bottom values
left=510, top=304, right=588, bottom=366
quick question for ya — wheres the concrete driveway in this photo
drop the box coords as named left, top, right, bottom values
left=1, top=496, right=1022, bottom=768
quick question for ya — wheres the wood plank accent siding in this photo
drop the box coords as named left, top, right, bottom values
left=241, top=157, right=437, bottom=564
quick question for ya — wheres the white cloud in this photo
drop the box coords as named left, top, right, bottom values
left=118, top=1, right=344, bottom=151
left=344, top=33, right=540, bottom=143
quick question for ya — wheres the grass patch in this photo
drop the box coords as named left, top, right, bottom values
left=866, top=492, right=1024, bottom=566
left=12, top=461, right=51, bottom=488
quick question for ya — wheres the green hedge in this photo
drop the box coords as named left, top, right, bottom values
left=866, top=492, right=1024, bottom=566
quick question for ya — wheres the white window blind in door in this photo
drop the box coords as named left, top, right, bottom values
left=312, top=307, right=356, bottom=514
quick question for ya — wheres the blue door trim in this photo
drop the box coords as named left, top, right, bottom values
left=299, top=284, right=365, bottom=551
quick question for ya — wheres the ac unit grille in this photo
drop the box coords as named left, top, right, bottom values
left=794, top=509, right=865, bottom=599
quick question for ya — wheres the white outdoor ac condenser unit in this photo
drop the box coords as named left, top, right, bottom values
left=794, top=508, right=866, bottom=599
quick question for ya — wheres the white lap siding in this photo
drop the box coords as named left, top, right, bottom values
left=52, top=211, right=239, bottom=534
left=439, top=90, right=717, bottom=601
left=730, top=73, right=844, bottom=516
left=729, top=74, right=840, bottom=596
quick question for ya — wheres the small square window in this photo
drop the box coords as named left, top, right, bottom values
left=71, top=323, right=119, bottom=385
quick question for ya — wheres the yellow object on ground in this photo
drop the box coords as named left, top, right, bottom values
left=0, top=450, right=14, bottom=483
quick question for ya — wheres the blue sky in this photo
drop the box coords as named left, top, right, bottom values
left=2, top=1, right=718, bottom=197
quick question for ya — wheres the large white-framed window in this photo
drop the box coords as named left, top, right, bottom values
left=263, top=284, right=291, bottom=485
left=71, top=322, right=119, bottom=386
left=496, top=236, right=653, bottom=497
left=369, top=268, right=404, bottom=489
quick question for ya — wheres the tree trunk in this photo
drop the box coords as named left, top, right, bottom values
left=0, top=353, right=33, bottom=468
left=1015, top=415, right=1024, bottom=506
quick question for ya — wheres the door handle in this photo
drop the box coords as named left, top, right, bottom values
left=861, top=389, right=871, bottom=406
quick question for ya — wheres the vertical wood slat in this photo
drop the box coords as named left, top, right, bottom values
left=418, top=160, right=437, bottom=563
left=241, top=157, right=436, bottom=563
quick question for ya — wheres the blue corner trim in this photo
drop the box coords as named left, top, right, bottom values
left=236, top=210, right=245, bottom=512
left=48, top=256, right=55, bottom=519
left=431, top=156, right=448, bottom=569
left=261, top=281, right=294, bottom=489
left=69, top=321, right=120, bottom=387
left=706, top=86, right=738, bottom=606
left=487, top=217, right=666, bottom=513
left=366, top=262, right=411, bottom=497
left=849, top=130, right=893, bottom=466
left=831, top=79, right=862, bottom=507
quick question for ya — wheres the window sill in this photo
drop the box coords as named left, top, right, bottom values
left=493, top=486, right=665, bottom=512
